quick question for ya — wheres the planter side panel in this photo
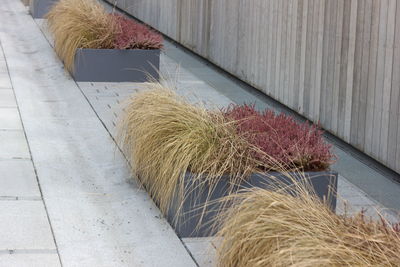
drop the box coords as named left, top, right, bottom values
left=73, top=49, right=160, bottom=82
left=30, top=0, right=57, bottom=18
left=167, top=171, right=338, bottom=238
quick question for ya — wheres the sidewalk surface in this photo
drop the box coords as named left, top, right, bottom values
left=0, top=0, right=399, bottom=266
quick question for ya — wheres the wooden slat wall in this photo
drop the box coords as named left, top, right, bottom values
left=111, top=0, right=400, bottom=174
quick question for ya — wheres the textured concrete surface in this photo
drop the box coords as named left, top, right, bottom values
left=0, top=4, right=59, bottom=265
left=0, top=201, right=55, bottom=250
left=0, top=1, right=196, bottom=266
left=0, top=253, right=61, bottom=267
left=0, top=131, right=30, bottom=159
left=183, top=238, right=217, bottom=267
left=0, top=107, right=23, bottom=129
left=0, top=90, right=17, bottom=107
left=0, top=160, right=41, bottom=197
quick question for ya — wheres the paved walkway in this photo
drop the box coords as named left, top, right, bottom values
left=0, top=35, right=60, bottom=267
left=0, top=1, right=195, bottom=266
left=0, top=0, right=399, bottom=266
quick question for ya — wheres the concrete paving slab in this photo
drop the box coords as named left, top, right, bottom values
left=183, top=238, right=216, bottom=255
left=43, top=190, right=194, bottom=267
left=0, top=253, right=60, bottom=267
left=0, top=107, right=23, bottom=130
left=336, top=175, right=399, bottom=222
left=0, top=200, right=55, bottom=250
left=189, top=254, right=215, bottom=267
left=0, top=130, right=30, bottom=159
left=0, top=90, right=16, bottom=107
left=0, top=63, right=8, bottom=74
left=0, top=74, right=12, bottom=89
left=183, top=238, right=217, bottom=267
left=0, top=160, right=41, bottom=197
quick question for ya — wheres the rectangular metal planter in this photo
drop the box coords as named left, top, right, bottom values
left=29, top=0, right=57, bottom=18
left=166, top=171, right=338, bottom=238
left=72, top=48, right=160, bottom=82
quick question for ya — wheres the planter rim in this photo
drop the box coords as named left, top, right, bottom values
left=185, top=169, right=338, bottom=181
left=76, top=48, right=161, bottom=52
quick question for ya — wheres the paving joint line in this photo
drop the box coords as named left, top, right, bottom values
left=0, top=249, right=58, bottom=255
left=0, top=196, right=42, bottom=201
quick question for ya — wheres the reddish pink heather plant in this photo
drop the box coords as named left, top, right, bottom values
left=111, top=14, right=163, bottom=50
left=223, top=104, right=335, bottom=171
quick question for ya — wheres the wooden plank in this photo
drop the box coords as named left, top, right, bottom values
left=254, top=0, right=264, bottom=88
left=364, top=0, right=381, bottom=155
left=284, top=0, right=293, bottom=106
left=259, top=0, right=273, bottom=95
left=303, top=0, right=314, bottom=116
left=331, top=0, right=344, bottom=132
left=253, top=0, right=261, bottom=86
left=308, top=0, right=319, bottom=119
left=349, top=0, right=364, bottom=145
left=250, top=0, right=258, bottom=84
left=270, top=0, right=279, bottom=98
left=313, top=0, right=325, bottom=122
left=279, top=0, right=287, bottom=102
left=397, top=82, right=400, bottom=171
left=274, top=0, right=283, bottom=101
left=236, top=0, right=247, bottom=80
left=324, top=0, right=338, bottom=130
left=292, top=0, right=304, bottom=110
left=343, top=0, right=358, bottom=142
left=200, top=0, right=211, bottom=57
left=298, top=0, right=308, bottom=113
left=379, top=0, right=396, bottom=163
left=266, top=0, right=276, bottom=96
left=388, top=0, right=400, bottom=169
left=371, top=0, right=388, bottom=158
left=337, top=0, right=351, bottom=139
left=225, top=0, right=240, bottom=74
left=397, top=93, right=400, bottom=171
left=319, top=0, right=331, bottom=127
left=357, top=0, right=373, bottom=150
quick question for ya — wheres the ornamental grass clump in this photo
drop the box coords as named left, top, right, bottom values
left=216, top=186, right=400, bottom=267
left=46, top=0, right=117, bottom=71
left=223, top=104, right=335, bottom=171
left=46, top=0, right=163, bottom=71
left=118, top=83, right=261, bottom=214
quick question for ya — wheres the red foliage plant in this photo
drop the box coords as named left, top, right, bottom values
left=111, top=14, right=163, bottom=50
left=223, top=104, right=336, bottom=172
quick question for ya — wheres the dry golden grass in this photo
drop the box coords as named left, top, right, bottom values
left=118, top=83, right=263, bottom=215
left=46, top=0, right=117, bottom=71
left=216, top=185, right=400, bottom=267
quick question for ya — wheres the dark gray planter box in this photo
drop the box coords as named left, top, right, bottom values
left=29, top=0, right=57, bottom=18
left=72, top=48, right=160, bottom=82
left=166, top=171, right=338, bottom=238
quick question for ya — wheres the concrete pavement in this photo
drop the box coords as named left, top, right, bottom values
left=0, top=31, right=60, bottom=266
